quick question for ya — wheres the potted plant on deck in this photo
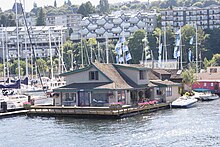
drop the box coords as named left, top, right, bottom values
left=23, top=102, right=32, bottom=109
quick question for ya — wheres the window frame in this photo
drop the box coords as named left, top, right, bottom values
left=89, top=71, right=99, bottom=80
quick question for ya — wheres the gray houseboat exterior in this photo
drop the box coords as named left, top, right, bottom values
left=53, top=63, right=181, bottom=107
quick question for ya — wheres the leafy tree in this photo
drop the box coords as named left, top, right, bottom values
left=98, top=0, right=110, bottom=15
left=33, top=2, right=37, bottom=8
left=0, top=63, right=3, bottom=76
left=67, top=0, right=72, bottom=6
left=77, top=2, right=95, bottom=17
left=128, top=30, right=146, bottom=63
left=204, top=28, right=220, bottom=59
left=54, top=0, right=57, bottom=7
left=12, top=2, right=23, bottom=14
left=36, top=58, right=48, bottom=76
left=36, top=7, right=46, bottom=26
left=182, top=67, right=196, bottom=91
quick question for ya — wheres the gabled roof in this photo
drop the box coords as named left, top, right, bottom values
left=153, top=69, right=171, bottom=75
left=54, top=82, right=115, bottom=92
left=150, top=80, right=182, bottom=87
left=59, top=65, right=93, bottom=76
left=148, top=70, right=160, bottom=80
left=164, top=69, right=182, bottom=79
left=197, top=73, right=220, bottom=81
left=114, top=64, right=148, bottom=70
left=93, top=63, right=133, bottom=89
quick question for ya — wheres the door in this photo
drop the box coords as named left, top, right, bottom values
left=78, top=92, right=90, bottom=106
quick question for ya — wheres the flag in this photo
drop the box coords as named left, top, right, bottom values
left=115, top=42, right=122, bottom=55
left=158, top=43, right=162, bottom=54
left=175, top=28, right=181, bottom=35
left=173, top=46, right=180, bottom=59
left=175, top=35, right=181, bottom=46
left=126, top=53, right=132, bottom=61
left=115, top=41, right=121, bottom=49
left=116, top=55, right=119, bottom=63
left=122, top=45, right=129, bottom=53
left=188, top=49, right=192, bottom=62
left=158, top=55, right=161, bottom=63
left=190, top=37, right=194, bottom=45
left=119, top=36, right=126, bottom=43
left=119, top=56, right=124, bottom=63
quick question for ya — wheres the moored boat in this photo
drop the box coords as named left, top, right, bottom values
left=199, top=94, right=219, bottom=101
left=171, top=96, right=198, bottom=108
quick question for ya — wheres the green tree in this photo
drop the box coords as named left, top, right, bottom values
left=204, top=28, right=220, bottom=59
left=54, top=0, right=57, bottom=7
left=128, top=30, right=146, bottom=63
left=36, top=7, right=46, bottom=26
left=182, top=67, right=197, bottom=91
left=98, top=0, right=110, bottom=15
left=77, top=1, right=95, bottom=17
left=36, top=58, right=48, bottom=76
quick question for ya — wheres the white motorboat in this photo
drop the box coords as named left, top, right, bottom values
left=6, top=94, right=29, bottom=110
left=171, top=96, right=198, bottom=108
left=199, top=94, right=220, bottom=101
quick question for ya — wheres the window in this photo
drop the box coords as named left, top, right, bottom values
left=89, top=71, right=99, bottom=80
left=204, top=83, right=206, bottom=86
left=65, top=93, right=76, bottom=101
left=139, top=70, right=146, bottom=80
left=210, top=68, right=217, bottom=73
left=211, top=83, right=214, bottom=87
left=156, top=87, right=162, bottom=95
left=166, top=87, right=172, bottom=97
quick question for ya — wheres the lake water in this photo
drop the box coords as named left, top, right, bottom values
left=0, top=99, right=220, bottom=147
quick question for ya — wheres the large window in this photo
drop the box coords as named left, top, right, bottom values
left=166, top=87, right=172, bottom=97
left=64, top=93, right=76, bottom=103
left=139, top=70, right=146, bottom=80
left=89, top=71, right=99, bottom=80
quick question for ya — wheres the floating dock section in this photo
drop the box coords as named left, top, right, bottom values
left=0, top=110, right=29, bottom=118
left=28, top=103, right=169, bottom=119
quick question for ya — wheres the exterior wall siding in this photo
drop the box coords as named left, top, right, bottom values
left=65, top=67, right=111, bottom=85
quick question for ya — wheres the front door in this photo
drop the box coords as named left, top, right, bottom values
left=78, top=92, right=90, bottom=106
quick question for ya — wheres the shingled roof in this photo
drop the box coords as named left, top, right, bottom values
left=92, top=63, right=133, bottom=89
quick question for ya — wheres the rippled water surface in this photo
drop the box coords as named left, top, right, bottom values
left=1, top=100, right=220, bottom=147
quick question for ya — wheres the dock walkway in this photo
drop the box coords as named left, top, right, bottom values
left=0, top=110, right=29, bottom=118
left=28, top=103, right=169, bottom=119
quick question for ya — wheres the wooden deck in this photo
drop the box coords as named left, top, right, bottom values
left=0, top=110, right=29, bottom=118
left=28, top=103, right=169, bottom=119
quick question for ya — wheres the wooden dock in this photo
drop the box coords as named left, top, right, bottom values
left=0, top=110, right=29, bottom=118
left=28, top=103, right=169, bottom=119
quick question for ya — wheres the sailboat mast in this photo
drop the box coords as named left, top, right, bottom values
left=60, top=28, right=64, bottom=73
left=80, top=27, right=84, bottom=67
left=97, top=42, right=100, bottom=62
left=15, top=0, right=21, bottom=80
left=195, top=25, right=198, bottom=77
left=180, top=27, right=183, bottom=70
left=164, top=27, right=167, bottom=64
left=49, top=28, right=53, bottom=79
left=105, top=35, right=109, bottom=64
left=5, top=29, right=9, bottom=78
left=162, top=27, right=165, bottom=68
left=23, top=0, right=28, bottom=78
left=1, top=25, right=6, bottom=84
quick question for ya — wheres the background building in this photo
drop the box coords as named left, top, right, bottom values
left=161, top=5, right=220, bottom=29
left=71, top=11, right=158, bottom=41
left=0, top=25, right=67, bottom=59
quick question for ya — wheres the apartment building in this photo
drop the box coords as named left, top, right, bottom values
left=161, top=5, right=220, bottom=29
left=0, top=26, right=67, bottom=59
left=71, top=11, right=157, bottom=41
left=46, top=14, right=82, bottom=28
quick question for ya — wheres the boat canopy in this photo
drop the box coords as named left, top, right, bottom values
left=193, top=88, right=214, bottom=93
